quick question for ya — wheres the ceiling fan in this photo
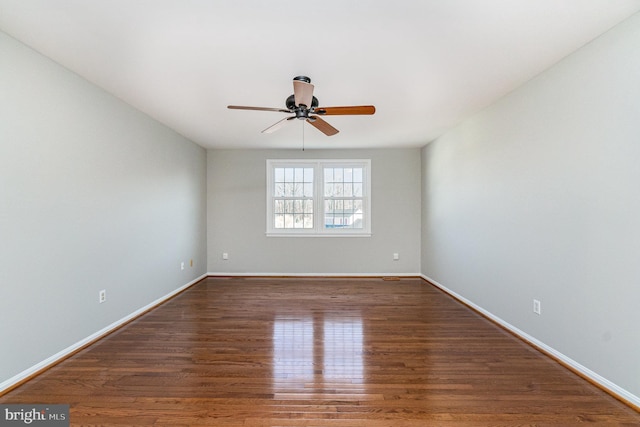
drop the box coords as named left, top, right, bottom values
left=227, top=76, right=375, bottom=136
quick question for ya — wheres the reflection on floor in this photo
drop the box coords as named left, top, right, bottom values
left=273, top=315, right=364, bottom=393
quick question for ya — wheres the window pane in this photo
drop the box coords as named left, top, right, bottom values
left=275, top=168, right=285, bottom=183
left=325, top=215, right=334, bottom=227
left=353, top=214, right=363, bottom=228
left=334, top=183, right=343, bottom=196
left=275, top=183, right=285, bottom=197
left=284, top=214, right=294, bottom=228
left=344, top=183, right=353, bottom=197
left=334, top=168, right=343, bottom=182
left=304, top=168, right=314, bottom=183
left=344, top=168, right=353, bottom=182
left=294, top=168, right=304, bottom=182
left=303, top=214, right=313, bottom=228
left=285, top=200, right=293, bottom=213
left=342, top=216, right=353, bottom=228
left=303, top=183, right=312, bottom=197
left=324, top=168, right=333, bottom=182
left=285, top=168, right=294, bottom=182
left=344, top=200, right=353, bottom=213
left=304, top=199, right=314, bottom=213
left=353, top=168, right=363, bottom=182
left=274, top=200, right=314, bottom=229
left=294, top=183, right=303, bottom=197
left=325, top=200, right=333, bottom=214
left=353, top=183, right=363, bottom=197
left=324, top=183, right=334, bottom=197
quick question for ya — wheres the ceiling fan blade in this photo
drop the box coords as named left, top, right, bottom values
left=228, top=105, right=291, bottom=113
left=314, top=105, right=376, bottom=115
left=293, top=80, right=314, bottom=107
left=262, top=117, right=295, bottom=134
left=307, top=116, right=339, bottom=136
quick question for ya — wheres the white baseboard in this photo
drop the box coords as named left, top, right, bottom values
left=0, top=274, right=207, bottom=394
left=207, top=272, right=421, bottom=277
left=420, top=274, right=640, bottom=409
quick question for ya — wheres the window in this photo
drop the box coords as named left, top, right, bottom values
left=267, top=159, right=371, bottom=236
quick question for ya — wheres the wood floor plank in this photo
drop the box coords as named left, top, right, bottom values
left=1, top=277, right=638, bottom=425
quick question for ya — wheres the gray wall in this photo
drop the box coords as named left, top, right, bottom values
left=208, top=149, right=421, bottom=275
left=421, top=14, right=640, bottom=399
left=0, top=32, right=207, bottom=386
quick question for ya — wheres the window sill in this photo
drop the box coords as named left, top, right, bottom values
left=266, top=232, right=372, bottom=238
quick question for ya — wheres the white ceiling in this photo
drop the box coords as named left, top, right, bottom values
left=1, top=1, right=639, bottom=150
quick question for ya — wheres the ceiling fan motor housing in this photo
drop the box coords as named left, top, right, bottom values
left=286, top=95, right=319, bottom=115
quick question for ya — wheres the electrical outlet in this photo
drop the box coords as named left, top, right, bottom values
left=99, top=289, right=106, bottom=304
left=393, top=253, right=399, bottom=261
left=181, top=262, right=185, bottom=270
left=533, top=299, right=541, bottom=315
left=222, top=252, right=229, bottom=260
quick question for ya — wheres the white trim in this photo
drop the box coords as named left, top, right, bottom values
left=208, top=272, right=420, bottom=278
left=266, top=159, right=372, bottom=236
left=420, top=274, right=640, bottom=408
left=0, top=274, right=207, bottom=394
left=265, top=232, right=372, bottom=238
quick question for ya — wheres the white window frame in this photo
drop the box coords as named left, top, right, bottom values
left=266, top=159, right=371, bottom=237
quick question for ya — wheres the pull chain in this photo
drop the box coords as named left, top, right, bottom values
left=302, top=120, right=305, bottom=151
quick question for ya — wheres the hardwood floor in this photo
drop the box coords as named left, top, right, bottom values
left=2, top=277, right=639, bottom=426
